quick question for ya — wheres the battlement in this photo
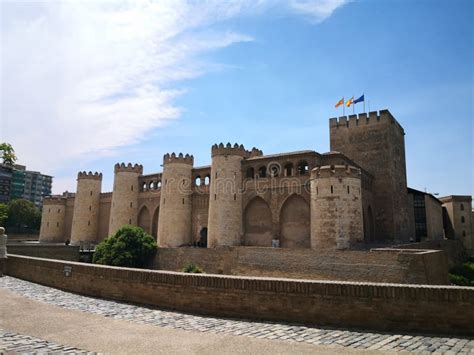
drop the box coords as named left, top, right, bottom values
left=77, top=171, right=103, bottom=180
left=329, top=109, right=404, bottom=134
left=311, top=165, right=361, bottom=179
left=163, top=152, right=194, bottom=165
left=100, top=192, right=113, bottom=198
left=211, top=142, right=262, bottom=158
left=43, top=196, right=67, bottom=205
left=114, top=162, right=143, bottom=174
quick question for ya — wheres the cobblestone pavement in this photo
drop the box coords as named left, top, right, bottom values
left=1, top=276, right=473, bottom=354
left=0, top=328, right=94, bottom=354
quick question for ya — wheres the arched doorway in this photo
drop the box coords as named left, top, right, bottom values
left=244, top=197, right=273, bottom=246
left=198, top=227, right=207, bottom=247
left=151, top=206, right=159, bottom=240
left=137, top=206, right=151, bottom=234
left=280, top=194, right=310, bottom=248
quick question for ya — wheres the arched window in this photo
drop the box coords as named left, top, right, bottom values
left=246, top=167, right=255, bottom=179
left=462, top=230, right=466, bottom=237
left=204, top=175, right=210, bottom=185
left=157, top=180, right=162, bottom=189
left=142, top=182, right=147, bottom=191
left=460, top=204, right=464, bottom=211
left=195, top=176, right=202, bottom=186
left=461, top=216, right=465, bottom=223
left=149, top=181, right=155, bottom=190
left=258, top=166, right=266, bottom=178
left=284, top=163, right=293, bottom=177
left=297, top=161, right=309, bottom=175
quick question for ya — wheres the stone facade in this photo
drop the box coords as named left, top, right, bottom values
left=440, top=195, right=473, bottom=256
left=38, top=109, right=468, bottom=251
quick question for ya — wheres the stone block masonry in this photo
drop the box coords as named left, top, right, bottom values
left=6, top=254, right=473, bottom=336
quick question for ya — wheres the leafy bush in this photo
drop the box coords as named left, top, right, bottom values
left=93, top=225, right=157, bottom=268
left=449, top=261, right=474, bottom=286
left=183, top=262, right=203, bottom=273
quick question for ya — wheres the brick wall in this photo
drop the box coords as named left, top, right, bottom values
left=6, top=244, right=80, bottom=261
left=5, top=254, right=473, bottom=336
left=153, top=247, right=449, bottom=285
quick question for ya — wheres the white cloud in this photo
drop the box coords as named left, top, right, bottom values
left=289, top=0, right=350, bottom=22
left=0, top=0, right=347, bottom=180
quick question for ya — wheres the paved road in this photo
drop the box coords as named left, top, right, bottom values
left=1, top=276, right=473, bottom=354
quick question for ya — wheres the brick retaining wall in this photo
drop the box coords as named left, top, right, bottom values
left=5, top=254, right=473, bottom=336
left=7, top=244, right=80, bottom=261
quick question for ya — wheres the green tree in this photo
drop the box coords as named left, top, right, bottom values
left=93, top=225, right=157, bottom=268
left=0, top=143, right=17, bottom=166
left=6, top=199, right=41, bottom=230
left=0, top=203, right=8, bottom=226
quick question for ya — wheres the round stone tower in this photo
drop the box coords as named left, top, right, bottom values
left=108, top=163, right=143, bottom=236
left=310, top=165, right=363, bottom=250
left=207, top=143, right=249, bottom=248
left=39, top=197, right=67, bottom=243
left=157, top=153, right=193, bottom=247
left=70, top=171, right=102, bottom=245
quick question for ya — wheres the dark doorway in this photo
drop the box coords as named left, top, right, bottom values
left=198, top=227, right=208, bottom=248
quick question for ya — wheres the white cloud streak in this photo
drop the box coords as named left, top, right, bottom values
left=1, top=0, right=347, bottom=178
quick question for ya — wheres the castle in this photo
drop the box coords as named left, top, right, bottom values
left=38, top=109, right=472, bottom=252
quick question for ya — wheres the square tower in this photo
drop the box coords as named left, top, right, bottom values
left=329, top=109, right=410, bottom=243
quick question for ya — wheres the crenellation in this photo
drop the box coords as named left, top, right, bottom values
left=77, top=171, right=103, bottom=180
left=313, top=165, right=361, bottom=179
left=163, top=152, right=194, bottom=165
left=114, top=162, right=143, bottom=174
left=211, top=142, right=253, bottom=158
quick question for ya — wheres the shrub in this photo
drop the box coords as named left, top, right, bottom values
left=449, top=261, right=474, bottom=286
left=93, top=225, right=157, bottom=268
left=183, top=262, right=203, bottom=273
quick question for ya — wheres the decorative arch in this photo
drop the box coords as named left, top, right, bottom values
left=137, top=206, right=151, bottom=234
left=151, top=206, right=160, bottom=240
left=279, top=194, right=310, bottom=248
left=244, top=196, right=273, bottom=247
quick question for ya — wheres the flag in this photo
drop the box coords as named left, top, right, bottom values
left=345, top=97, right=353, bottom=107
left=353, top=94, right=364, bottom=104
left=335, top=97, right=344, bottom=108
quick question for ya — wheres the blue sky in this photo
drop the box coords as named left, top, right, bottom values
left=1, top=0, right=472, bottom=197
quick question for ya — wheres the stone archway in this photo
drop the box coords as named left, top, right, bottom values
left=244, top=197, right=273, bottom=247
left=279, top=194, right=310, bottom=248
left=137, top=206, right=151, bottom=234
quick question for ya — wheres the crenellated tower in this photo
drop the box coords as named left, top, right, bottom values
left=329, top=109, right=410, bottom=243
left=310, top=165, right=363, bottom=250
left=157, top=153, right=194, bottom=247
left=207, top=143, right=250, bottom=247
left=70, top=172, right=102, bottom=245
left=39, top=196, right=67, bottom=242
left=108, top=163, right=143, bottom=236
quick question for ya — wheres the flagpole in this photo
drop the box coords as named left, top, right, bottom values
left=343, top=98, right=345, bottom=116
left=352, top=94, right=355, bottom=115
left=363, top=95, right=366, bottom=113
left=368, top=100, right=370, bottom=112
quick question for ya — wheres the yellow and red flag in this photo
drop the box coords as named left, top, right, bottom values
left=335, top=97, right=344, bottom=108
left=345, top=96, right=354, bottom=107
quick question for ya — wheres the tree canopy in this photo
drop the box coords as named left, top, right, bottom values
left=5, top=199, right=41, bottom=230
left=0, top=143, right=17, bottom=166
left=93, top=225, right=157, bottom=268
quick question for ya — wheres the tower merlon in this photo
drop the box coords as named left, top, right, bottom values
left=311, top=165, right=361, bottom=179
left=114, top=162, right=144, bottom=174
left=43, top=196, right=67, bottom=205
left=329, top=109, right=404, bottom=134
left=77, top=171, right=103, bottom=180
left=163, top=152, right=194, bottom=165
left=211, top=142, right=261, bottom=158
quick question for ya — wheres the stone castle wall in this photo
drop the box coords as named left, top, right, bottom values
left=330, top=110, right=410, bottom=243
left=39, top=197, right=67, bottom=242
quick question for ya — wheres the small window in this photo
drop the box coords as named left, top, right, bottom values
left=89, top=205, right=91, bottom=211
left=258, top=166, right=266, bottom=178
left=195, top=176, right=201, bottom=186
left=462, top=230, right=466, bottom=237
left=460, top=204, right=464, bottom=211
left=130, top=202, right=133, bottom=208
left=204, top=175, right=210, bottom=185
left=57, top=208, right=60, bottom=213
left=131, top=185, right=134, bottom=191
left=461, top=216, right=465, bottom=223
left=246, top=167, right=254, bottom=179
left=142, top=182, right=147, bottom=191
left=48, top=208, right=51, bottom=213
left=234, top=194, right=236, bottom=201
left=214, top=194, right=217, bottom=200
left=90, top=191, right=93, bottom=196
left=347, top=186, right=350, bottom=194
left=284, top=163, right=293, bottom=177
left=129, top=218, right=131, bottom=224
left=182, top=198, right=184, bottom=204
left=331, top=185, right=334, bottom=194
left=297, top=161, right=309, bottom=175
left=157, top=181, right=162, bottom=189
left=56, top=222, right=59, bottom=227
left=47, top=222, right=49, bottom=227
left=316, top=186, right=318, bottom=195
left=88, top=220, right=90, bottom=226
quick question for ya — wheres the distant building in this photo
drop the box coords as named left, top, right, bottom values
left=0, top=164, right=52, bottom=208
left=0, top=165, right=13, bottom=203
left=407, top=188, right=444, bottom=242
left=440, top=195, right=473, bottom=255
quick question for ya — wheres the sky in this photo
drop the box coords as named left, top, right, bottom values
left=1, top=0, right=473, bottom=197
